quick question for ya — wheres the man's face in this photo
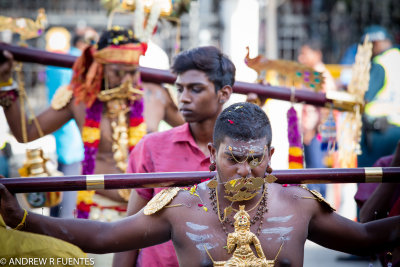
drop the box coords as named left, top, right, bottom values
left=298, top=45, right=321, bottom=68
left=175, top=70, right=222, bottom=123
left=104, top=64, right=140, bottom=89
left=209, top=136, right=274, bottom=184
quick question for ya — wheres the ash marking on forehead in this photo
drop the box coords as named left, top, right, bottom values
left=186, top=222, right=209, bottom=231
left=225, top=143, right=266, bottom=154
left=267, top=215, right=293, bottom=223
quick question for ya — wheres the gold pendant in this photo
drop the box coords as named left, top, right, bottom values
left=105, top=99, right=130, bottom=172
left=208, top=206, right=276, bottom=267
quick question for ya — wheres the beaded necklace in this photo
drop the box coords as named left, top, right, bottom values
left=208, top=180, right=268, bottom=236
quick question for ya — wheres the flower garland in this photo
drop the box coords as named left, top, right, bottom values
left=287, top=106, right=304, bottom=169
left=77, top=96, right=146, bottom=219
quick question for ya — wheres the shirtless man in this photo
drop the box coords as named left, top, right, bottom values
left=113, top=46, right=235, bottom=266
left=0, top=102, right=399, bottom=267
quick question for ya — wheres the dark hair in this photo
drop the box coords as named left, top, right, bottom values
left=97, top=28, right=140, bottom=50
left=213, top=102, right=272, bottom=150
left=171, top=46, right=236, bottom=92
left=72, top=34, right=85, bottom=47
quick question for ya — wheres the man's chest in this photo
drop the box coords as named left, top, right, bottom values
left=171, top=205, right=309, bottom=266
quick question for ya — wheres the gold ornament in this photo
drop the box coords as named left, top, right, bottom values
left=336, top=38, right=372, bottom=168
left=299, top=185, right=336, bottom=212
left=245, top=47, right=325, bottom=92
left=97, top=80, right=143, bottom=102
left=223, top=177, right=265, bottom=202
left=51, top=85, right=73, bottom=110
left=206, top=206, right=283, bottom=267
left=265, top=174, right=277, bottom=184
left=0, top=8, right=47, bottom=41
left=144, top=187, right=181, bottom=215
left=118, top=189, right=132, bottom=202
left=106, top=98, right=130, bottom=172
left=98, top=78, right=144, bottom=173
left=209, top=179, right=268, bottom=236
left=228, top=145, right=267, bottom=169
left=18, top=148, right=63, bottom=208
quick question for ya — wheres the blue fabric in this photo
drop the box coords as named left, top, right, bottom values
left=364, top=63, right=385, bottom=102
left=304, top=136, right=327, bottom=198
left=46, top=47, right=84, bottom=165
left=0, top=155, right=8, bottom=178
left=340, top=43, right=358, bottom=65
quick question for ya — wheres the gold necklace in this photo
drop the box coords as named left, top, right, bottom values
left=208, top=180, right=268, bottom=236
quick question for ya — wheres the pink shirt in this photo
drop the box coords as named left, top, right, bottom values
left=127, top=123, right=210, bottom=267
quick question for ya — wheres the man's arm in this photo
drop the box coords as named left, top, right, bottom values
left=308, top=205, right=400, bottom=256
left=359, top=141, right=400, bottom=222
left=1, top=52, right=75, bottom=142
left=112, top=137, right=154, bottom=267
left=142, top=82, right=184, bottom=133
left=0, top=183, right=171, bottom=254
left=112, top=190, right=150, bottom=267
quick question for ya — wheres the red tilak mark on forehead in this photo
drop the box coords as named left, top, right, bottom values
left=228, top=119, right=234, bottom=124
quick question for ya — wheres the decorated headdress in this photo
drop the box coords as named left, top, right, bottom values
left=69, top=27, right=148, bottom=107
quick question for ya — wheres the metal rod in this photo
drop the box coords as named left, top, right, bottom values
left=0, top=42, right=332, bottom=107
left=1, top=167, right=398, bottom=193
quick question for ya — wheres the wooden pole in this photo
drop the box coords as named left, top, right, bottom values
left=0, top=42, right=331, bottom=107
left=1, top=167, right=398, bottom=193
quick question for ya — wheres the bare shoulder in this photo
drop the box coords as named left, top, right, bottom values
left=142, top=82, right=169, bottom=98
left=269, top=184, right=334, bottom=214
left=144, top=185, right=203, bottom=217
left=68, top=97, right=86, bottom=127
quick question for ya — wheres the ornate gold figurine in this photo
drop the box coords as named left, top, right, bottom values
left=207, top=205, right=282, bottom=267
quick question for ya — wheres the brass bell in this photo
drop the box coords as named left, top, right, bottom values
left=18, top=148, right=63, bottom=208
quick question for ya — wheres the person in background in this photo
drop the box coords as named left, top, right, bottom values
left=358, top=25, right=400, bottom=168
left=297, top=39, right=337, bottom=197
left=357, top=141, right=400, bottom=266
left=112, top=46, right=234, bottom=267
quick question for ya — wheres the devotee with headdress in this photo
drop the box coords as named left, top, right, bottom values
left=113, top=46, right=234, bottom=267
left=1, top=102, right=399, bottom=267
left=0, top=27, right=182, bottom=220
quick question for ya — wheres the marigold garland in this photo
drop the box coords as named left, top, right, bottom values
left=77, top=96, right=146, bottom=219
left=287, top=106, right=304, bottom=169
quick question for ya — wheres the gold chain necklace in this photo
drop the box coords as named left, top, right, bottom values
left=208, top=181, right=268, bottom=236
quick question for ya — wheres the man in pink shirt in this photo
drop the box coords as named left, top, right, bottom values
left=112, top=46, right=235, bottom=267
